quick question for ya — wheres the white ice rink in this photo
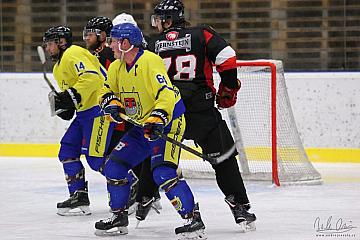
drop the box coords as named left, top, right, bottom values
left=0, top=157, right=359, bottom=240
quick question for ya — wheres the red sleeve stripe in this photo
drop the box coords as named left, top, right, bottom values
left=216, top=55, right=237, bottom=72
left=203, top=29, right=213, bottom=44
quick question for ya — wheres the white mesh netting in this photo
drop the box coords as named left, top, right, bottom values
left=179, top=60, right=322, bottom=185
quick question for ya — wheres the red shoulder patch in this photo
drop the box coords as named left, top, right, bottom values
left=166, top=31, right=179, bottom=41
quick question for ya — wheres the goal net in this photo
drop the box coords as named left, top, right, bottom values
left=179, top=60, right=322, bottom=186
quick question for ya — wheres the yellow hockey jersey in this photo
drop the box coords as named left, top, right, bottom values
left=53, top=45, right=106, bottom=112
left=105, top=49, right=184, bottom=125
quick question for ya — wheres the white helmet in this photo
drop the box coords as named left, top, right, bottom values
left=112, top=13, right=137, bottom=26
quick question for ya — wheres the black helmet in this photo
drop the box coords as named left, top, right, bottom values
left=43, top=26, right=72, bottom=61
left=152, top=0, right=185, bottom=26
left=43, top=26, right=72, bottom=46
left=85, top=16, right=113, bottom=36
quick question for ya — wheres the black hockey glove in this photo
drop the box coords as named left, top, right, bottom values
left=143, top=110, right=167, bottom=141
left=57, top=109, right=75, bottom=121
left=99, top=92, right=125, bottom=123
left=55, top=87, right=81, bottom=111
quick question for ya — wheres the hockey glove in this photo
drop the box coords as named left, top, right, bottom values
left=57, top=109, right=75, bottom=121
left=143, top=110, right=167, bottom=141
left=99, top=92, right=125, bottom=123
left=216, top=80, right=241, bottom=109
left=55, top=87, right=81, bottom=111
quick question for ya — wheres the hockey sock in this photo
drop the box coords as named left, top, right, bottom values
left=61, top=158, right=86, bottom=194
left=104, top=158, right=131, bottom=210
left=153, top=166, right=195, bottom=216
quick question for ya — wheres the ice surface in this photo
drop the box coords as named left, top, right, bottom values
left=0, top=157, right=359, bottom=240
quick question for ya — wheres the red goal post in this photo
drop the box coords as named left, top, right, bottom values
left=234, top=61, right=279, bottom=185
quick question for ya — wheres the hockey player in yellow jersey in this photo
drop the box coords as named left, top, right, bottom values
left=43, top=26, right=117, bottom=216
left=94, top=23, right=206, bottom=239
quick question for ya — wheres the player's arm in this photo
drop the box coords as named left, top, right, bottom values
left=144, top=57, right=177, bottom=141
left=202, top=26, right=240, bottom=108
left=54, top=53, right=104, bottom=113
left=68, top=55, right=103, bottom=106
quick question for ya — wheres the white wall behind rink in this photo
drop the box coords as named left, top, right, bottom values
left=0, top=72, right=359, bottom=148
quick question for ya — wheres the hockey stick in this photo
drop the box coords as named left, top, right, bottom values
left=118, top=112, right=236, bottom=164
left=37, top=45, right=65, bottom=116
left=37, top=46, right=59, bottom=94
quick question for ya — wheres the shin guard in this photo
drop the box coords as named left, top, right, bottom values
left=153, top=166, right=195, bottom=216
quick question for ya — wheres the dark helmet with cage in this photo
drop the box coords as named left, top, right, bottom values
left=84, top=16, right=113, bottom=38
left=151, top=0, right=185, bottom=27
left=110, top=23, right=143, bottom=47
left=43, top=26, right=72, bottom=61
left=43, top=25, right=72, bottom=46
left=83, top=17, right=113, bottom=51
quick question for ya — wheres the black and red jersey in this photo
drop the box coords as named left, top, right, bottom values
left=94, top=46, right=115, bottom=70
left=148, top=25, right=238, bottom=112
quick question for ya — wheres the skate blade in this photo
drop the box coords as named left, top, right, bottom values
left=127, top=202, right=138, bottom=216
left=57, top=206, right=91, bottom=216
left=237, top=221, right=256, bottom=232
left=151, top=205, right=161, bottom=214
left=152, top=200, right=162, bottom=211
left=135, top=220, right=141, bottom=229
left=94, top=226, right=128, bottom=236
left=177, top=229, right=207, bottom=240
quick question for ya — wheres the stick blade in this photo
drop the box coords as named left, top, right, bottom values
left=37, top=45, right=46, bottom=64
left=210, top=144, right=237, bottom=164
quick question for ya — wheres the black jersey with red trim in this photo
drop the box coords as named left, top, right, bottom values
left=148, top=25, right=238, bottom=112
left=95, top=46, right=115, bottom=70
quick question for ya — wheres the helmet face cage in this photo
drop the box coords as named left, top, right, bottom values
left=152, top=0, right=185, bottom=27
left=43, top=34, right=60, bottom=47
left=83, top=28, right=102, bottom=41
left=106, top=36, right=122, bottom=46
left=85, top=17, right=113, bottom=36
left=43, top=26, right=72, bottom=61
left=43, top=26, right=72, bottom=47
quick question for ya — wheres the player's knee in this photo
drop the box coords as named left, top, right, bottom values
left=103, top=158, right=128, bottom=180
left=153, top=165, right=179, bottom=192
left=58, top=143, right=80, bottom=161
left=86, top=156, right=106, bottom=173
left=200, top=120, right=236, bottom=162
left=61, top=158, right=82, bottom=173
left=212, top=155, right=239, bottom=172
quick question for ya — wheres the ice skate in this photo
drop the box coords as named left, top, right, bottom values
left=57, top=185, right=91, bottom=216
left=94, top=209, right=129, bottom=236
left=175, top=203, right=207, bottom=240
left=225, top=195, right=256, bottom=232
left=135, top=196, right=161, bottom=228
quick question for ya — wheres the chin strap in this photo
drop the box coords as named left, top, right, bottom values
left=118, top=42, right=134, bottom=61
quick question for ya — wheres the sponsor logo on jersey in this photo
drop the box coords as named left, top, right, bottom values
left=95, top=116, right=105, bottom=154
left=166, top=31, right=179, bottom=41
left=155, top=34, right=191, bottom=53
